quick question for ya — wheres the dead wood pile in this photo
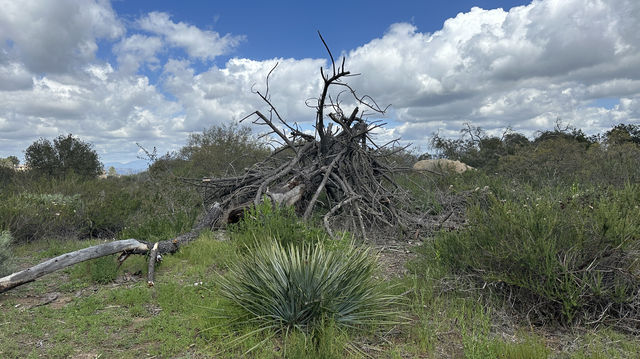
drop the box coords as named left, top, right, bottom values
left=183, top=34, right=428, bottom=240
left=0, top=34, right=437, bottom=294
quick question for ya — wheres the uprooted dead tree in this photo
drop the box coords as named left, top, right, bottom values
left=1, top=33, right=437, bottom=294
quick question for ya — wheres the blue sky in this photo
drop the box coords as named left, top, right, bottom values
left=107, top=1, right=532, bottom=84
left=1, top=0, right=639, bottom=164
left=113, top=1, right=530, bottom=60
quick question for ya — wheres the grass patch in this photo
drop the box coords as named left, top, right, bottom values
left=2, top=230, right=640, bottom=357
left=229, top=200, right=330, bottom=250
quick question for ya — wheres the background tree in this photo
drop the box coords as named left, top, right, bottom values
left=25, top=134, right=103, bottom=178
left=179, top=123, right=270, bottom=177
left=0, top=156, right=20, bottom=168
left=8, top=156, right=19, bottom=167
left=605, top=123, right=640, bottom=145
left=24, top=138, right=58, bottom=176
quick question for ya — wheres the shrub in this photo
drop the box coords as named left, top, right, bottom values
left=0, top=165, right=14, bottom=187
left=495, top=134, right=640, bottom=188
left=179, top=123, right=270, bottom=177
left=220, top=240, right=399, bottom=335
left=229, top=201, right=328, bottom=250
left=0, top=192, right=85, bottom=242
left=0, top=230, right=14, bottom=276
left=427, top=183, right=640, bottom=326
left=0, top=171, right=199, bottom=243
left=149, top=123, right=271, bottom=178
left=80, top=178, right=143, bottom=238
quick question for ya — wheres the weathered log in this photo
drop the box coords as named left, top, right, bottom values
left=147, top=242, right=160, bottom=287
left=0, top=239, right=149, bottom=293
left=0, top=203, right=223, bottom=294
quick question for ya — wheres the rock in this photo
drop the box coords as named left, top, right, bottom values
left=413, top=159, right=474, bottom=174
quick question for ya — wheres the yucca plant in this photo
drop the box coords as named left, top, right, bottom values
left=219, top=240, right=400, bottom=336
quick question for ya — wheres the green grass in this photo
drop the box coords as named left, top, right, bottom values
left=3, top=232, right=640, bottom=358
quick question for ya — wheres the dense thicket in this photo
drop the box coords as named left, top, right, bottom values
left=430, top=122, right=640, bottom=187
left=420, top=122, right=640, bottom=331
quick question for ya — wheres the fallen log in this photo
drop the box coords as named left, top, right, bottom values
left=0, top=239, right=148, bottom=293
left=0, top=203, right=222, bottom=294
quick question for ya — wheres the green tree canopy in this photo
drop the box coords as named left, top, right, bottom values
left=0, top=156, right=19, bottom=168
left=151, top=123, right=270, bottom=177
left=605, top=123, right=640, bottom=145
left=25, top=134, right=103, bottom=178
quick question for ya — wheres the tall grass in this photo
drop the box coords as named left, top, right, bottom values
left=229, top=201, right=329, bottom=249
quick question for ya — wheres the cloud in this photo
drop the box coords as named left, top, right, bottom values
left=1, top=0, right=640, bottom=163
left=0, top=62, right=32, bottom=91
left=137, top=12, right=244, bottom=60
left=346, top=0, right=640, bottom=142
left=160, top=57, right=324, bottom=132
left=0, top=0, right=124, bottom=74
left=114, top=34, right=164, bottom=74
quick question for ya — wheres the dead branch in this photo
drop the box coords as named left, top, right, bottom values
left=178, top=34, right=432, bottom=240
left=0, top=239, right=148, bottom=293
left=147, top=242, right=160, bottom=287
left=0, top=203, right=223, bottom=294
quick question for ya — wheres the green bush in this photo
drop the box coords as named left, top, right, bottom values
left=118, top=212, right=196, bottom=242
left=220, top=240, right=399, bottom=336
left=178, top=123, right=270, bottom=177
left=496, top=137, right=640, bottom=188
left=0, top=192, right=85, bottom=242
left=427, top=183, right=640, bottom=325
left=229, top=201, right=329, bottom=250
left=0, top=166, right=14, bottom=187
left=0, top=171, right=199, bottom=243
left=0, top=230, right=14, bottom=276
left=80, top=178, right=143, bottom=238
left=149, top=123, right=271, bottom=178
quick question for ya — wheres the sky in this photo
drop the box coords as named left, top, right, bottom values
left=1, top=0, right=639, bottom=164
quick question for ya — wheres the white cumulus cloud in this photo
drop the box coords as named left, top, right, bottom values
left=346, top=0, right=640, bottom=142
left=137, top=12, right=244, bottom=61
left=0, top=0, right=124, bottom=74
left=1, top=0, right=640, bottom=163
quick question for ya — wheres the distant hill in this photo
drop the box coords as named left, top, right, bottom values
left=103, top=160, right=149, bottom=175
